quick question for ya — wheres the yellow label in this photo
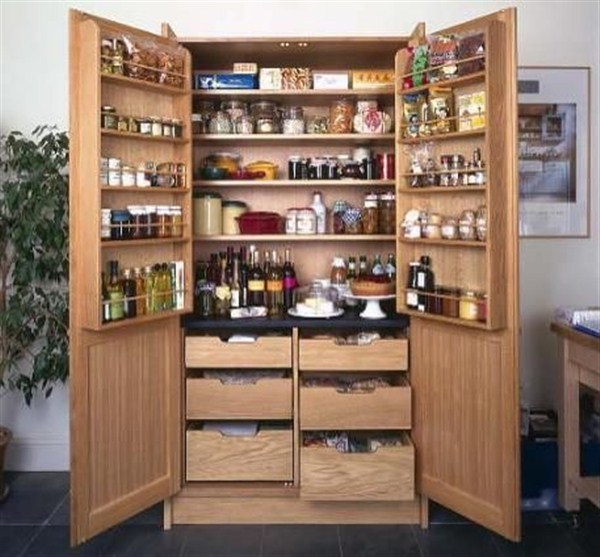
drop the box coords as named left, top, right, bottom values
left=248, top=279, right=264, bottom=291
left=266, top=280, right=283, bottom=292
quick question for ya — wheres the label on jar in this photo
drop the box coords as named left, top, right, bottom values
left=296, top=212, right=316, bottom=234
left=406, top=290, right=418, bottom=308
left=108, top=170, right=121, bottom=186
left=248, top=279, right=265, bottom=292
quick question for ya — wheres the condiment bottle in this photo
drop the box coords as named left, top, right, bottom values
left=282, top=248, right=298, bottom=310
left=107, top=260, right=125, bottom=320
left=405, top=261, right=420, bottom=310
left=122, top=268, right=137, bottom=319
left=330, top=256, right=347, bottom=285
left=416, top=255, right=435, bottom=313
left=310, top=191, right=327, bottom=234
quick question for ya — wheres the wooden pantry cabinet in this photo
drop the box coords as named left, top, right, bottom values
left=68, top=7, right=519, bottom=547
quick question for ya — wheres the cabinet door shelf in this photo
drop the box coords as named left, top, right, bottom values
left=398, top=128, right=485, bottom=144
left=397, top=186, right=486, bottom=194
left=101, top=186, right=190, bottom=194
left=194, top=234, right=396, bottom=242
left=398, top=238, right=486, bottom=248
left=101, top=129, right=189, bottom=144
left=98, top=307, right=190, bottom=331
left=101, top=237, right=190, bottom=247
left=101, top=72, right=190, bottom=95
left=399, top=70, right=485, bottom=95
left=195, top=133, right=395, bottom=145
left=400, top=308, right=488, bottom=330
left=193, top=179, right=395, bottom=188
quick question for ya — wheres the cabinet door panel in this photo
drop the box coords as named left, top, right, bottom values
left=70, top=319, right=181, bottom=543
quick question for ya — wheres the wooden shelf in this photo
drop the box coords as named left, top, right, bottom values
left=101, top=129, right=189, bottom=144
left=101, top=186, right=190, bottom=194
left=97, top=308, right=189, bottom=331
left=398, top=238, right=486, bottom=248
left=193, top=179, right=395, bottom=188
left=101, top=237, right=190, bottom=247
left=194, top=234, right=396, bottom=242
left=397, top=186, right=486, bottom=194
left=398, top=128, right=485, bottom=144
left=101, top=72, right=190, bottom=95
left=397, top=55, right=486, bottom=82
left=400, top=308, right=489, bottom=330
left=194, top=133, right=395, bottom=145
left=399, top=71, right=486, bottom=96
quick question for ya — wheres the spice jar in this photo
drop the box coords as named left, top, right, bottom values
left=286, top=208, right=299, bottom=234
left=170, top=206, right=183, bottom=237
left=171, top=119, right=183, bottom=138
left=341, top=160, right=362, bottom=180
left=128, top=116, right=139, bottom=134
left=362, top=192, right=379, bottom=234
left=162, top=119, right=173, bottom=137
left=101, top=208, right=112, bottom=240
left=108, top=168, right=121, bottom=187
left=442, top=287, right=460, bottom=318
left=101, top=106, right=117, bottom=129
left=431, top=286, right=445, bottom=315
left=441, top=216, right=459, bottom=240
left=117, top=115, right=129, bottom=133
left=150, top=117, right=163, bottom=137
left=458, top=209, right=477, bottom=240
left=121, top=165, right=136, bottom=187
left=144, top=205, right=158, bottom=238
left=110, top=210, right=132, bottom=240
left=459, top=290, right=479, bottom=321
left=329, top=98, right=354, bottom=133
left=222, top=200, right=248, bottom=235
left=296, top=208, right=317, bottom=235
left=475, top=205, right=487, bottom=242
left=127, top=205, right=146, bottom=239
left=282, top=106, right=304, bottom=135
left=138, top=117, right=152, bottom=135
left=288, top=156, right=305, bottom=180
left=156, top=205, right=172, bottom=238
left=193, top=191, right=222, bottom=236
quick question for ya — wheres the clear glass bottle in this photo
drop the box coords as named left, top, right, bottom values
left=330, top=256, right=347, bottom=286
left=310, top=191, right=327, bottom=234
left=107, top=260, right=125, bottom=321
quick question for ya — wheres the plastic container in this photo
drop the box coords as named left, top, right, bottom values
left=236, top=212, right=282, bottom=234
left=193, top=191, right=222, bottom=236
left=222, top=200, right=248, bottom=234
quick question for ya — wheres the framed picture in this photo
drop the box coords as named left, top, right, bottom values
left=518, top=66, right=590, bottom=237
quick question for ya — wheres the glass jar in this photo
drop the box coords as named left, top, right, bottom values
left=121, top=165, right=136, bottom=187
left=221, top=100, right=248, bottom=124
left=458, top=209, right=477, bottom=240
left=282, top=106, right=304, bottom=135
left=288, top=156, right=304, bottom=180
left=330, top=256, right=347, bottom=286
left=286, top=208, right=299, bottom=234
left=222, top=200, right=248, bottom=235
left=117, top=115, right=129, bottom=133
left=477, top=292, right=487, bottom=322
left=195, top=101, right=216, bottom=134
left=136, top=161, right=154, bottom=187
left=341, top=160, right=362, bottom=180
left=332, top=200, right=350, bottom=234
left=379, top=192, right=396, bottom=234
left=144, top=205, right=158, bottom=238
left=459, top=290, right=479, bottom=321
left=193, top=191, right=222, bottom=236
left=251, top=101, right=280, bottom=134
left=127, top=205, right=146, bottom=239
left=442, top=287, right=460, bottom=318
left=306, top=115, right=329, bottom=134
left=343, top=207, right=362, bottom=234
left=156, top=205, right=172, bottom=238
left=108, top=168, right=121, bottom=187
left=431, top=286, right=444, bottom=315
left=110, top=210, right=132, bottom=240
left=128, top=116, right=139, bottom=134
left=162, top=119, right=173, bottom=137
left=150, top=117, right=163, bottom=137
left=329, top=98, right=354, bottom=133
left=101, top=208, right=112, bottom=240
left=362, top=192, right=379, bottom=234
left=476, top=205, right=487, bottom=242
left=208, top=111, right=233, bottom=134
left=441, top=216, right=459, bottom=240
left=101, top=105, right=117, bottom=129
left=138, top=117, right=152, bottom=135
left=296, top=208, right=317, bottom=235
left=170, top=205, right=183, bottom=237
left=235, top=115, right=254, bottom=135
left=171, top=118, right=183, bottom=138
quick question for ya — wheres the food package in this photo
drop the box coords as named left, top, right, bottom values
left=428, top=34, right=459, bottom=82
left=259, top=68, right=282, bottom=90
left=351, top=69, right=395, bottom=89
left=457, top=91, right=486, bottom=131
left=232, top=62, right=258, bottom=74
left=428, top=87, right=453, bottom=134
left=403, top=93, right=428, bottom=138
left=403, top=44, right=429, bottom=89
left=194, top=72, right=257, bottom=90
left=281, top=67, right=312, bottom=90
left=313, top=71, right=349, bottom=90
left=457, top=33, right=485, bottom=76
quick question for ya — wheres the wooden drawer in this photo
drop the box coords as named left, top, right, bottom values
left=301, top=433, right=414, bottom=501
left=299, top=337, right=408, bottom=371
left=300, top=379, right=411, bottom=430
left=185, top=336, right=291, bottom=369
left=186, top=377, right=292, bottom=420
left=186, top=427, right=293, bottom=482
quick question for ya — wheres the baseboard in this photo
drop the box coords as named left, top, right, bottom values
left=5, top=436, right=69, bottom=471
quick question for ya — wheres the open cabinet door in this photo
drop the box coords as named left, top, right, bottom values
left=406, top=9, right=520, bottom=541
left=69, top=10, right=192, bottom=545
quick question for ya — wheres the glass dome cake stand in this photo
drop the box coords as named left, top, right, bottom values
left=344, top=293, right=396, bottom=319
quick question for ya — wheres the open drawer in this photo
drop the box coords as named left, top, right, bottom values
left=185, top=335, right=292, bottom=369
left=299, top=336, right=408, bottom=371
left=186, top=424, right=293, bottom=482
left=300, top=376, right=411, bottom=430
left=301, top=432, right=414, bottom=501
left=186, top=374, right=292, bottom=420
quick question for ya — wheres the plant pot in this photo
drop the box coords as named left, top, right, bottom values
left=0, top=426, right=11, bottom=502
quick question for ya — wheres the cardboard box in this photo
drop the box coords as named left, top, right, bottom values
left=194, top=72, right=257, bottom=90
left=259, top=68, right=283, bottom=90
left=352, top=69, right=395, bottom=89
left=232, top=62, right=258, bottom=74
left=457, top=91, right=486, bottom=131
left=313, top=71, right=349, bottom=90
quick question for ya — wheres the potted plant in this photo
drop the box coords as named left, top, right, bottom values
left=0, top=126, right=69, bottom=501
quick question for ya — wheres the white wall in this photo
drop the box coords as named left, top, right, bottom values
left=1, top=0, right=598, bottom=470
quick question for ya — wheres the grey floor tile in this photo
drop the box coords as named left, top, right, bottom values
left=428, top=502, right=470, bottom=525
left=262, top=524, right=340, bottom=557
left=122, top=502, right=163, bottom=526
left=5, top=473, right=70, bottom=495
left=414, top=523, right=499, bottom=557
left=181, top=524, right=263, bottom=556
left=0, top=525, right=39, bottom=557
left=22, top=525, right=115, bottom=557
left=491, top=523, right=587, bottom=557
left=103, top=524, right=186, bottom=557
left=340, top=524, right=420, bottom=557
left=47, top=494, right=69, bottom=526
left=0, top=489, right=64, bottom=525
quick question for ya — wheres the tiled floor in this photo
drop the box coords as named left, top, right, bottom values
left=0, top=472, right=598, bottom=557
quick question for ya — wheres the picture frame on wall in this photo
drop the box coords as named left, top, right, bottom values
left=517, top=66, right=590, bottom=238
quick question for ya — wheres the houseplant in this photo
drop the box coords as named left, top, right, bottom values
left=0, top=126, right=69, bottom=501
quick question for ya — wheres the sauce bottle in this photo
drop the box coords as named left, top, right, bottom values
left=416, top=255, right=435, bottom=313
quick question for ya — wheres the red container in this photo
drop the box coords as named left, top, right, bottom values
left=236, top=212, right=283, bottom=234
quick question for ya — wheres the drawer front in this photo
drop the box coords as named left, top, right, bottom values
left=300, top=384, right=411, bottom=430
left=300, top=436, right=414, bottom=501
left=299, top=338, right=408, bottom=371
left=185, top=336, right=291, bottom=369
left=186, top=377, right=293, bottom=420
left=186, top=429, right=293, bottom=482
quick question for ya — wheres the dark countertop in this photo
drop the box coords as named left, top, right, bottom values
left=182, top=310, right=410, bottom=332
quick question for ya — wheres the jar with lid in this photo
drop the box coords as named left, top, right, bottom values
left=441, top=216, right=459, bottom=240
left=170, top=206, right=183, bottom=237
left=341, top=160, right=362, bottom=180
left=222, top=200, right=248, bottom=235
left=450, top=154, right=464, bottom=187
left=477, top=292, right=487, bottom=322
left=330, top=256, right=347, bottom=286
left=193, top=191, right=222, bottom=236
left=296, top=208, right=317, bottom=235
left=286, top=208, right=299, bottom=234
left=117, top=115, right=129, bottom=133
left=235, top=115, right=254, bottom=135
left=162, top=119, right=173, bottom=137
left=288, top=156, right=304, bottom=180
left=459, top=290, right=479, bottom=321
left=150, top=117, right=163, bottom=137
left=127, top=205, right=147, bottom=239
left=362, top=192, right=379, bottom=234
left=195, top=101, right=216, bottom=134
left=306, top=114, right=329, bottom=134
left=379, top=192, right=396, bottom=234
left=121, top=165, right=136, bottom=187
left=138, top=116, right=152, bottom=135
left=136, top=161, right=153, bottom=187
left=171, top=118, right=183, bottom=138
left=475, top=205, right=487, bottom=241
left=458, top=209, right=477, bottom=240
left=108, top=168, right=121, bottom=187
left=156, top=206, right=172, bottom=238
left=343, top=208, right=362, bottom=234
left=431, top=286, right=445, bottom=315
left=110, top=210, right=132, bottom=240
left=101, top=106, right=117, bottom=130
left=221, top=100, right=248, bottom=124
left=101, top=208, right=112, bottom=240
left=405, top=261, right=420, bottom=309
left=208, top=111, right=233, bottom=134
left=439, top=155, right=451, bottom=187
left=282, top=106, right=304, bottom=135
left=325, top=156, right=340, bottom=180
left=332, top=200, right=350, bottom=234
left=329, top=98, right=354, bottom=133
left=422, top=213, right=442, bottom=239
left=442, top=286, right=460, bottom=318
left=144, top=205, right=158, bottom=238
left=128, top=116, right=139, bottom=134
left=250, top=101, right=280, bottom=134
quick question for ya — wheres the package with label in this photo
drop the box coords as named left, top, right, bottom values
left=194, top=72, right=257, bottom=90
left=457, top=91, right=486, bottom=131
left=281, top=67, right=312, bottom=90
left=352, top=69, right=395, bottom=89
left=313, top=71, right=349, bottom=90
left=259, top=68, right=283, bottom=90
left=232, top=62, right=258, bottom=74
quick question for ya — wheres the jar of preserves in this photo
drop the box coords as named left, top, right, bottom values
left=442, top=287, right=460, bottom=318
left=329, top=98, right=354, bottom=133
left=101, top=105, right=117, bottom=129
left=193, top=191, right=222, bottom=236
left=170, top=205, right=183, bottom=237
left=138, top=117, right=152, bottom=135
left=379, top=192, right=396, bottom=234
left=361, top=192, right=379, bottom=234
left=296, top=208, right=317, bottom=235
left=459, top=290, right=479, bottom=321
left=110, top=210, right=132, bottom=240
left=222, top=200, right=248, bottom=235
left=282, top=106, right=304, bottom=135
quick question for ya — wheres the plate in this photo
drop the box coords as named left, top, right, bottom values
left=288, top=307, right=344, bottom=319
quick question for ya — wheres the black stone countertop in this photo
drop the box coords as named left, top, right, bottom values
left=182, top=310, right=410, bottom=332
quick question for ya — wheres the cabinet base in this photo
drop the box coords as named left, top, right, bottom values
left=170, top=492, right=420, bottom=524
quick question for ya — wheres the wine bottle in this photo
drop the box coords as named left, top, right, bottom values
left=247, top=250, right=265, bottom=307
left=282, top=248, right=298, bottom=310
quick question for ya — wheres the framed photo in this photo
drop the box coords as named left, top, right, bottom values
left=518, top=66, right=590, bottom=237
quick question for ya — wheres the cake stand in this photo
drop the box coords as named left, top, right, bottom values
left=344, top=293, right=396, bottom=320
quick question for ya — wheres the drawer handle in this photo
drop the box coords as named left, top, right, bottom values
left=226, top=334, right=257, bottom=344
left=334, top=387, right=376, bottom=394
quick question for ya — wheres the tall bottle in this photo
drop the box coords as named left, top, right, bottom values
left=247, top=250, right=265, bottom=307
left=134, top=267, right=146, bottom=317
left=358, top=255, right=369, bottom=277
left=347, top=256, right=357, bottom=281
left=160, top=262, right=173, bottom=311
left=144, top=265, right=155, bottom=314
left=405, top=261, right=420, bottom=310
left=385, top=253, right=396, bottom=280
left=239, top=246, right=249, bottom=308
left=371, top=253, right=384, bottom=275
left=194, top=261, right=213, bottom=317
left=107, top=260, right=125, bottom=321
left=215, top=252, right=231, bottom=316
left=122, top=268, right=137, bottom=318
left=230, top=254, right=241, bottom=309
left=310, top=191, right=327, bottom=234
left=101, top=272, right=111, bottom=323
left=225, top=245, right=235, bottom=285
left=416, top=255, right=435, bottom=313
left=282, top=248, right=298, bottom=310
left=263, top=250, right=271, bottom=276
left=266, top=249, right=284, bottom=315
